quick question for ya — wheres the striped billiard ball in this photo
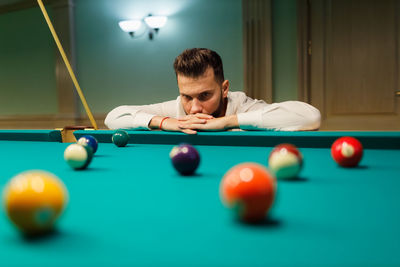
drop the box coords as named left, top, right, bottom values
left=64, top=144, right=93, bottom=170
left=331, top=137, right=363, bottom=167
left=77, top=135, right=98, bottom=154
left=268, top=143, right=303, bottom=179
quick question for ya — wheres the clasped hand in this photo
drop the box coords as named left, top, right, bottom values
left=162, top=113, right=237, bottom=134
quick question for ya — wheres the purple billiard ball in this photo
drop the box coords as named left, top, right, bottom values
left=169, top=144, right=200, bottom=175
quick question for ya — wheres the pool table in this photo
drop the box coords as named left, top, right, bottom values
left=0, top=130, right=399, bottom=266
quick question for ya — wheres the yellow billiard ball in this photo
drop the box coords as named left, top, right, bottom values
left=3, top=170, right=68, bottom=235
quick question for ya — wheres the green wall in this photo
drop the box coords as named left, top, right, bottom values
left=272, top=0, right=298, bottom=102
left=74, top=0, right=243, bottom=113
left=0, top=0, right=300, bottom=116
left=0, top=0, right=243, bottom=115
left=0, top=7, right=57, bottom=115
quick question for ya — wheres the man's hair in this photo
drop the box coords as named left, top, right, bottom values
left=173, top=48, right=225, bottom=84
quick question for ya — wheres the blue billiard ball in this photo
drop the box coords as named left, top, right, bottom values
left=77, top=135, right=98, bottom=154
left=169, top=144, right=200, bottom=175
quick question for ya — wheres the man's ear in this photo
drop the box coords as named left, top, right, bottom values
left=222, top=80, right=230, bottom=98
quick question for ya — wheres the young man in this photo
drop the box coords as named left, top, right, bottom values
left=105, top=48, right=321, bottom=134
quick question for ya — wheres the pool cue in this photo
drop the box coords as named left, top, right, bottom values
left=37, top=0, right=98, bottom=130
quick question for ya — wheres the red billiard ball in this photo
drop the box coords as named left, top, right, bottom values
left=331, top=137, right=363, bottom=167
left=169, top=144, right=200, bottom=175
left=220, top=163, right=276, bottom=222
left=268, top=143, right=303, bottom=179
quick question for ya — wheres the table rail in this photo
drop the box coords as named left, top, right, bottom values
left=74, top=130, right=400, bottom=149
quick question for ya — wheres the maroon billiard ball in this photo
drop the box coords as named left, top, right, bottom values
left=169, top=144, right=200, bottom=175
left=268, top=143, right=303, bottom=179
left=331, top=137, right=363, bottom=167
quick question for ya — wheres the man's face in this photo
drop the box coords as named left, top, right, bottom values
left=177, top=67, right=229, bottom=117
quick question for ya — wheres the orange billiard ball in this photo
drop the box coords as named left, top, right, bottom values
left=3, top=170, right=68, bottom=235
left=331, top=137, right=363, bottom=167
left=220, top=163, right=277, bottom=222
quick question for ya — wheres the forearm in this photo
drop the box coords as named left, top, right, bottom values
left=177, top=115, right=239, bottom=131
left=238, top=102, right=321, bottom=131
left=224, top=115, right=239, bottom=129
left=104, top=106, right=154, bottom=130
left=148, top=116, right=165, bottom=129
left=104, top=99, right=178, bottom=130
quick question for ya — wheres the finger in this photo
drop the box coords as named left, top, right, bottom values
left=190, top=124, right=207, bottom=130
left=179, top=123, right=208, bottom=130
left=179, top=119, right=206, bottom=127
left=194, top=113, right=214, bottom=119
left=178, top=114, right=195, bottom=120
left=178, top=123, right=195, bottom=129
left=182, top=128, right=197, bottom=134
left=178, top=116, right=190, bottom=121
left=179, top=114, right=213, bottom=121
left=188, top=123, right=220, bottom=132
left=194, top=119, right=207, bottom=124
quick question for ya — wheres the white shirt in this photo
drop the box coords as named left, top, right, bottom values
left=104, top=91, right=321, bottom=131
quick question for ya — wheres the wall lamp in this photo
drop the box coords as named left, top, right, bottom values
left=119, top=14, right=168, bottom=40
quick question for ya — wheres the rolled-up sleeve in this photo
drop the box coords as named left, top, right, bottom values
left=104, top=100, right=178, bottom=130
left=236, top=97, right=321, bottom=131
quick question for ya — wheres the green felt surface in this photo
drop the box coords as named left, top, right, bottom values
left=0, top=138, right=399, bottom=266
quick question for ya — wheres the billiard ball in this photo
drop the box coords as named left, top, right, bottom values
left=3, top=170, right=68, bottom=235
left=220, top=163, right=276, bottom=222
left=64, top=143, right=93, bottom=170
left=268, top=143, right=303, bottom=179
left=112, top=130, right=129, bottom=147
left=169, top=144, right=200, bottom=175
left=77, top=135, right=98, bottom=154
left=331, top=137, right=363, bottom=167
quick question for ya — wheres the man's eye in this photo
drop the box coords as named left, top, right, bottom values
left=199, top=93, right=210, bottom=100
left=183, top=95, right=192, bottom=101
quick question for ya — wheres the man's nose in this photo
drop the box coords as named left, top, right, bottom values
left=190, top=98, right=202, bottom=114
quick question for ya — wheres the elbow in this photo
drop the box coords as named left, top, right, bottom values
left=104, top=106, right=127, bottom=130
left=279, top=104, right=321, bottom=131
left=104, top=115, right=113, bottom=129
left=299, top=106, right=321, bottom=131
left=104, top=113, right=116, bottom=130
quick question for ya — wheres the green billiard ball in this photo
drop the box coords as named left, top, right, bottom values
left=112, top=130, right=130, bottom=147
